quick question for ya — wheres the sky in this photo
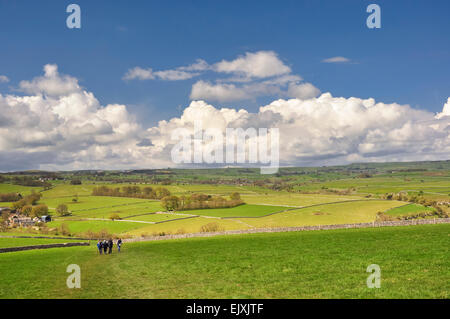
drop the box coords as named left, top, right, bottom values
left=0, top=0, right=449, bottom=171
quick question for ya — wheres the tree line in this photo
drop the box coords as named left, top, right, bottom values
left=0, top=193, right=22, bottom=202
left=10, top=192, right=49, bottom=218
left=92, top=185, right=171, bottom=199
left=161, top=192, right=244, bottom=211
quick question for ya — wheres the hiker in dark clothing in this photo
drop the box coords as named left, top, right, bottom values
left=103, top=239, right=108, bottom=254
left=117, top=238, right=122, bottom=252
left=97, top=240, right=102, bottom=254
left=108, top=238, right=113, bottom=254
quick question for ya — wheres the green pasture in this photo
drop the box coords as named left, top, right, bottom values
left=0, top=224, right=448, bottom=298
left=0, top=184, right=42, bottom=198
left=126, top=216, right=249, bottom=236
left=125, top=213, right=191, bottom=223
left=237, top=200, right=406, bottom=228
left=241, top=193, right=364, bottom=207
left=179, top=204, right=289, bottom=218
left=47, top=220, right=146, bottom=235
left=384, top=203, right=435, bottom=217
left=296, top=175, right=450, bottom=196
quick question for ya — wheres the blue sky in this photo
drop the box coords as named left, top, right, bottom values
left=0, top=0, right=449, bottom=126
left=0, top=1, right=449, bottom=171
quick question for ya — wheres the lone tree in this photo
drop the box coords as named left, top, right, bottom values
left=109, top=213, right=121, bottom=221
left=56, top=204, right=70, bottom=216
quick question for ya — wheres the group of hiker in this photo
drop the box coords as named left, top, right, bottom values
left=97, top=238, right=122, bottom=254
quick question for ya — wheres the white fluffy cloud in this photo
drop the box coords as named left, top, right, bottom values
left=322, top=56, right=351, bottom=63
left=436, top=97, right=450, bottom=119
left=145, top=96, right=450, bottom=167
left=123, top=67, right=155, bottom=80
left=124, top=51, right=320, bottom=103
left=0, top=75, right=9, bottom=83
left=1, top=64, right=449, bottom=171
left=0, top=65, right=145, bottom=170
left=19, top=64, right=81, bottom=96
left=213, top=51, right=291, bottom=79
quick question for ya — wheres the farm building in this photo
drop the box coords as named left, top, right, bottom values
left=7, top=213, right=36, bottom=227
left=41, top=215, right=52, bottom=223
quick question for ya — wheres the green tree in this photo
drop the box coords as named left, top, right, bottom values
left=161, top=196, right=180, bottom=211
left=109, top=213, right=121, bottom=220
left=56, top=204, right=69, bottom=216
left=31, top=205, right=48, bottom=218
left=21, top=205, right=33, bottom=216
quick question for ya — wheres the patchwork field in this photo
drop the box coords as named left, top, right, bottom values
left=2, top=183, right=413, bottom=236
left=0, top=224, right=448, bottom=298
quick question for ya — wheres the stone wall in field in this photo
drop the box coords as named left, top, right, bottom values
left=125, top=218, right=450, bottom=243
left=0, top=242, right=90, bottom=253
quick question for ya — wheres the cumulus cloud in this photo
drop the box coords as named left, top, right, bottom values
left=123, top=67, right=155, bottom=80
left=190, top=77, right=320, bottom=102
left=0, top=65, right=145, bottom=170
left=146, top=95, right=450, bottom=167
left=190, top=81, right=252, bottom=102
left=213, top=51, right=291, bottom=79
left=123, top=51, right=319, bottom=102
left=0, top=75, right=9, bottom=83
left=436, top=97, right=450, bottom=119
left=322, top=56, right=351, bottom=63
left=19, top=64, right=81, bottom=96
left=287, top=82, right=321, bottom=99
left=1, top=64, right=449, bottom=171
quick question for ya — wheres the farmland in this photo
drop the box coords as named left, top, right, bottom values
left=1, top=161, right=449, bottom=237
left=0, top=161, right=449, bottom=299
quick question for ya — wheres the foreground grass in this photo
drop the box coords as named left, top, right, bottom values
left=0, top=224, right=448, bottom=298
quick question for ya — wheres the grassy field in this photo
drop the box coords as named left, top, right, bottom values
left=0, top=224, right=448, bottom=298
left=241, top=193, right=364, bottom=206
left=237, top=200, right=406, bottom=228
left=180, top=204, right=289, bottom=218
left=0, top=237, right=88, bottom=248
left=126, top=216, right=250, bottom=236
left=47, top=220, right=146, bottom=235
left=0, top=184, right=42, bottom=197
left=384, top=204, right=435, bottom=216
left=126, top=213, right=195, bottom=223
